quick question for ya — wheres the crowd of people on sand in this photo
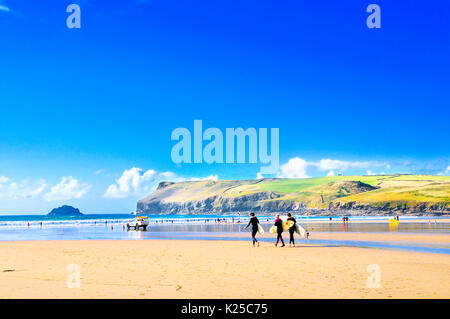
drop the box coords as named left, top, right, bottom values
left=243, top=212, right=299, bottom=248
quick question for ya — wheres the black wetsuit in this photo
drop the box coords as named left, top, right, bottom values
left=274, top=218, right=285, bottom=246
left=287, top=217, right=296, bottom=244
left=246, top=217, right=260, bottom=245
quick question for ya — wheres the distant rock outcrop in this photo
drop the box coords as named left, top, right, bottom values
left=47, top=205, right=83, bottom=216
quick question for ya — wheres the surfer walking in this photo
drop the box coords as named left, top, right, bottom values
left=244, top=212, right=260, bottom=247
left=274, top=214, right=285, bottom=247
left=287, top=213, right=296, bottom=247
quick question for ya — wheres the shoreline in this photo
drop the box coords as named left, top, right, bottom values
left=1, top=215, right=449, bottom=224
left=0, top=218, right=448, bottom=245
left=211, top=231, right=450, bottom=244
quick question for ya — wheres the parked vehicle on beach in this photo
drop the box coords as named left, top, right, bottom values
left=127, top=216, right=149, bottom=231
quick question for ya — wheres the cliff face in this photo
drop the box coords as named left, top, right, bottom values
left=137, top=179, right=291, bottom=214
left=137, top=176, right=450, bottom=215
left=137, top=188, right=303, bottom=214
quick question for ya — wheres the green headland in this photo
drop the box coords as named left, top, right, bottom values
left=137, top=174, right=450, bottom=216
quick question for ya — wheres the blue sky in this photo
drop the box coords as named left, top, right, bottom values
left=0, top=0, right=449, bottom=214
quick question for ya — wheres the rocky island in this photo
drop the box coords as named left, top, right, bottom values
left=137, top=175, right=450, bottom=216
left=47, top=205, right=83, bottom=217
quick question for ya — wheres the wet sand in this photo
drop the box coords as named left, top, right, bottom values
left=216, top=231, right=450, bottom=244
left=291, top=218, right=450, bottom=224
left=0, top=239, right=449, bottom=298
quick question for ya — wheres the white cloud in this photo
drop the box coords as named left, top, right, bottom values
left=277, top=157, right=309, bottom=178
left=4, top=179, right=47, bottom=199
left=104, top=167, right=220, bottom=198
left=0, top=176, right=10, bottom=184
left=188, top=174, right=218, bottom=181
left=441, top=166, right=450, bottom=176
left=311, top=159, right=385, bottom=171
left=26, top=180, right=47, bottom=197
left=276, top=157, right=389, bottom=178
left=43, top=177, right=91, bottom=202
left=159, top=171, right=177, bottom=179
left=103, top=168, right=157, bottom=198
left=366, top=170, right=376, bottom=176
left=0, top=176, right=92, bottom=202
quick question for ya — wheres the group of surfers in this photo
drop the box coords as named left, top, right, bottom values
left=244, top=212, right=298, bottom=248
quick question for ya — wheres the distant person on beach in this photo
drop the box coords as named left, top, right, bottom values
left=287, top=213, right=296, bottom=247
left=244, top=212, right=260, bottom=247
left=329, top=216, right=332, bottom=221
left=274, top=214, right=285, bottom=247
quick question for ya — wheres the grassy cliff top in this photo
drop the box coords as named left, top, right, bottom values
left=140, top=175, right=450, bottom=210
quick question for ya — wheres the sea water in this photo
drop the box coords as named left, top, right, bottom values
left=0, top=213, right=443, bottom=227
left=0, top=214, right=449, bottom=254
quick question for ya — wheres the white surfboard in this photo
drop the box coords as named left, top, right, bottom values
left=295, top=224, right=309, bottom=239
left=257, top=223, right=264, bottom=235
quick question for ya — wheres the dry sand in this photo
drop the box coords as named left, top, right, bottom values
left=1, top=239, right=449, bottom=299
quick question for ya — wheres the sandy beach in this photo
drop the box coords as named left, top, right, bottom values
left=1, top=238, right=449, bottom=299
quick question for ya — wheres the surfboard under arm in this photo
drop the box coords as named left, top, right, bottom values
left=257, top=223, right=264, bottom=235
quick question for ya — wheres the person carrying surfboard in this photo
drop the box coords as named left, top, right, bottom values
left=286, top=213, right=296, bottom=247
left=274, top=214, right=285, bottom=247
left=244, top=212, right=260, bottom=247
